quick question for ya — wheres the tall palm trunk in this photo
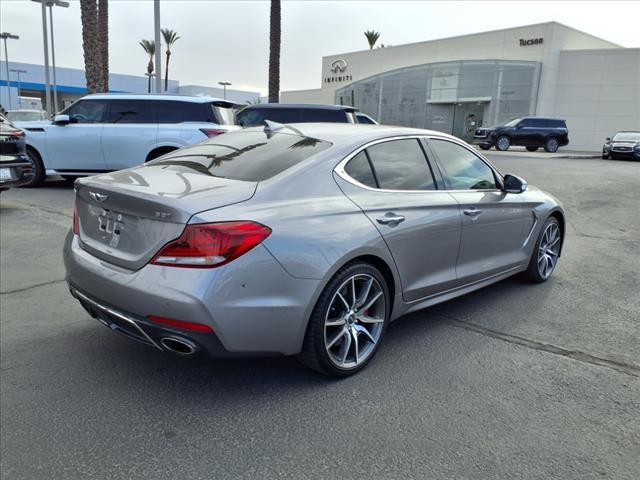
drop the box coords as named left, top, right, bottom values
left=268, top=0, right=281, bottom=103
left=98, top=0, right=109, bottom=92
left=80, top=0, right=100, bottom=93
left=164, top=50, right=170, bottom=92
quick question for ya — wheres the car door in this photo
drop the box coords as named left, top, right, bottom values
left=427, top=138, right=525, bottom=284
left=101, top=99, right=158, bottom=169
left=334, top=137, right=462, bottom=302
left=45, top=99, right=108, bottom=172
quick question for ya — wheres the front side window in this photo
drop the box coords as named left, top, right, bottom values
left=429, top=139, right=497, bottom=190
left=106, top=100, right=155, bottom=124
left=149, top=130, right=331, bottom=182
left=64, top=100, right=108, bottom=123
left=503, top=118, right=522, bottom=128
left=365, top=139, right=436, bottom=191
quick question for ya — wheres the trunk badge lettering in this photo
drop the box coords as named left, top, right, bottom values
left=89, top=191, right=108, bottom=203
left=155, top=211, right=172, bottom=219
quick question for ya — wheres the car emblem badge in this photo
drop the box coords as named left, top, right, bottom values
left=89, top=191, right=108, bottom=203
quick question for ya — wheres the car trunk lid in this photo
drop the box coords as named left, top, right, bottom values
left=75, top=165, right=257, bottom=270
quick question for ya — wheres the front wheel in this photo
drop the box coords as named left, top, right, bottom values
left=544, top=137, right=559, bottom=153
left=496, top=136, right=511, bottom=151
left=19, top=148, right=46, bottom=188
left=299, top=263, right=389, bottom=377
left=524, top=217, right=562, bottom=282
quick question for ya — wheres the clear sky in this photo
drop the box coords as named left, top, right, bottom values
left=2, top=0, right=639, bottom=95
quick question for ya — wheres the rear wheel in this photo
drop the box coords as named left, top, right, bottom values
left=526, top=146, right=539, bottom=152
left=20, top=147, right=46, bottom=188
left=299, top=262, right=389, bottom=377
left=524, top=217, right=562, bottom=282
left=544, top=137, right=559, bottom=153
left=496, top=136, right=511, bottom=151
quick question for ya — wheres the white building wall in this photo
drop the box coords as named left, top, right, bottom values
left=281, top=88, right=333, bottom=104
left=552, top=48, right=640, bottom=151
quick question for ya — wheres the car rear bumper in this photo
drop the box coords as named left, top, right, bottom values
left=0, top=156, right=33, bottom=189
left=63, top=232, right=321, bottom=357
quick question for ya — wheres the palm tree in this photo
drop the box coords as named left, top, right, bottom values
left=98, top=0, right=109, bottom=92
left=139, top=39, right=155, bottom=93
left=268, top=0, right=281, bottom=103
left=364, top=30, right=380, bottom=50
left=161, top=28, right=180, bottom=92
left=80, top=0, right=100, bottom=93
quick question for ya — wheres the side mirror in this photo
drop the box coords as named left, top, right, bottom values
left=605, top=137, right=611, bottom=142
left=503, top=174, right=528, bottom=194
left=53, top=114, right=70, bottom=125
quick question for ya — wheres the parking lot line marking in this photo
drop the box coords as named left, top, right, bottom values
left=0, top=278, right=66, bottom=295
left=435, top=314, right=640, bottom=378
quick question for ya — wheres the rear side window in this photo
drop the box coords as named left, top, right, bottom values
left=365, top=139, right=436, bottom=191
left=344, top=151, right=377, bottom=188
left=106, top=100, right=155, bottom=123
left=298, top=109, right=347, bottom=123
left=149, top=131, right=331, bottom=182
left=237, top=108, right=298, bottom=126
left=154, top=101, right=219, bottom=124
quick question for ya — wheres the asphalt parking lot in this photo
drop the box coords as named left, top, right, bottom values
left=1, top=153, right=639, bottom=480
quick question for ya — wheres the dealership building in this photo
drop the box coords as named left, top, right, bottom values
left=282, top=22, right=640, bottom=151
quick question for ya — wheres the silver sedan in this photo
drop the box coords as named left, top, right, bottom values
left=64, top=123, right=565, bottom=377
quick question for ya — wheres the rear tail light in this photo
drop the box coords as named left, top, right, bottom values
left=72, top=200, right=79, bottom=235
left=147, top=315, right=213, bottom=333
left=151, top=221, right=272, bottom=268
left=199, top=128, right=226, bottom=137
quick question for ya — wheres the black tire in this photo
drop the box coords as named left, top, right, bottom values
left=20, top=147, right=46, bottom=188
left=495, top=135, right=510, bottom=151
left=298, top=262, right=390, bottom=377
left=544, top=137, right=559, bottom=153
left=602, top=152, right=610, bottom=160
left=524, top=217, right=562, bottom=283
left=479, top=145, right=491, bottom=150
left=146, top=147, right=177, bottom=162
left=526, top=146, right=539, bottom=152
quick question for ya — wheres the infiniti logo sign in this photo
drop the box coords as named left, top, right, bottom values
left=330, top=59, right=347, bottom=73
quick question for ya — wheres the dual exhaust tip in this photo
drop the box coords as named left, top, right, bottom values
left=160, top=337, right=197, bottom=356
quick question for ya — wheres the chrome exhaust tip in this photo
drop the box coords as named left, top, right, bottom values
left=160, top=337, right=197, bottom=356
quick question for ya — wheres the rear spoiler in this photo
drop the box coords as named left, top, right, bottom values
left=211, top=100, right=242, bottom=109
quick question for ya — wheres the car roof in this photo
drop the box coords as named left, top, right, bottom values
left=242, top=103, right=358, bottom=112
left=80, top=93, right=229, bottom=104
left=522, top=117, right=567, bottom=121
left=8, top=109, right=46, bottom=113
left=241, top=122, right=459, bottom=145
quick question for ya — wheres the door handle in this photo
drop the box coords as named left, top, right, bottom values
left=376, top=213, right=405, bottom=226
left=463, top=207, right=483, bottom=217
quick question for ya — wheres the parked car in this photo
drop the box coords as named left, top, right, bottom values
left=355, top=112, right=378, bottom=125
left=473, top=117, right=569, bottom=153
left=0, top=114, right=33, bottom=192
left=6, top=109, right=50, bottom=123
left=64, top=123, right=565, bottom=377
left=236, top=103, right=359, bottom=126
left=602, top=131, right=640, bottom=160
left=15, top=94, right=240, bottom=187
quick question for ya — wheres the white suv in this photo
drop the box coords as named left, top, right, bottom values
left=16, top=94, right=240, bottom=186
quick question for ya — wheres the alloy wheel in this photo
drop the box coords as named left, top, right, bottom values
left=324, top=274, right=386, bottom=369
left=546, top=138, right=559, bottom=152
left=497, top=136, right=510, bottom=151
left=537, top=222, right=561, bottom=279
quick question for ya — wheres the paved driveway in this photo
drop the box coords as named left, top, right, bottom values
left=1, top=155, right=638, bottom=480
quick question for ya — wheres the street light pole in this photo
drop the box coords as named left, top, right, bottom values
left=218, top=81, right=231, bottom=100
left=9, top=68, right=27, bottom=106
left=153, top=0, right=162, bottom=94
left=0, top=32, right=20, bottom=111
left=47, top=2, right=70, bottom=112
left=33, top=0, right=52, bottom=114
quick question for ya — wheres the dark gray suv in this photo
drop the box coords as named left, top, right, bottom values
left=474, top=117, right=569, bottom=153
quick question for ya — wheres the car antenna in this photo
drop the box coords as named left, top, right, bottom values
left=264, top=120, right=304, bottom=137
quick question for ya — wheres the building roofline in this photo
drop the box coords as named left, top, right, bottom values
left=323, top=21, right=622, bottom=59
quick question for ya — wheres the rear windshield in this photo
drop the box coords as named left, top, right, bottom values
left=237, top=107, right=348, bottom=126
left=148, top=130, right=331, bottom=181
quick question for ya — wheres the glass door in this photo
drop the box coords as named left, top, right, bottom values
left=453, top=103, right=485, bottom=143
